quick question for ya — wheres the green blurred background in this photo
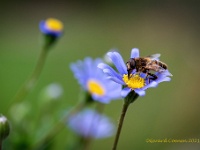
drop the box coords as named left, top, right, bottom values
left=1, top=0, right=200, bottom=149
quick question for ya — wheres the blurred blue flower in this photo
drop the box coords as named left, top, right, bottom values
left=67, top=109, right=115, bottom=139
left=98, top=48, right=172, bottom=97
left=42, top=83, right=63, bottom=100
left=39, top=18, right=63, bottom=37
left=70, top=57, right=122, bottom=103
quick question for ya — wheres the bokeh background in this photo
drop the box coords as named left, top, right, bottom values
left=1, top=0, right=200, bottom=149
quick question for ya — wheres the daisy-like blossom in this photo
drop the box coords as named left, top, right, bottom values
left=39, top=18, right=63, bottom=37
left=98, top=48, right=172, bottom=97
left=67, top=109, right=115, bottom=139
left=70, top=57, right=122, bottom=103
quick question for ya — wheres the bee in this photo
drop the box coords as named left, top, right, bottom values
left=126, top=54, right=168, bottom=82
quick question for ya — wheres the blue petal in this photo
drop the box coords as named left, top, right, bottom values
left=84, top=57, right=94, bottom=77
left=140, top=72, right=146, bottom=78
left=98, top=63, right=125, bottom=85
left=131, top=48, right=140, bottom=58
left=106, top=91, right=122, bottom=101
left=98, top=63, right=122, bottom=81
left=164, top=70, right=173, bottom=76
left=107, top=76, right=125, bottom=85
left=134, top=89, right=146, bottom=96
left=68, top=109, right=115, bottom=139
left=121, top=87, right=131, bottom=97
left=92, top=94, right=109, bottom=104
left=142, top=81, right=158, bottom=90
left=157, top=77, right=171, bottom=83
left=107, top=52, right=127, bottom=75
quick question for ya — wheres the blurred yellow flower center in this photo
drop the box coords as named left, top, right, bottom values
left=87, top=80, right=105, bottom=96
left=123, top=74, right=145, bottom=89
left=46, top=18, right=63, bottom=31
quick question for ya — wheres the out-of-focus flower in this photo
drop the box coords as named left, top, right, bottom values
left=40, top=83, right=63, bottom=101
left=70, top=57, right=122, bottom=103
left=0, top=114, right=10, bottom=141
left=39, top=18, right=63, bottom=37
left=67, top=109, right=115, bottom=139
left=98, top=48, right=172, bottom=97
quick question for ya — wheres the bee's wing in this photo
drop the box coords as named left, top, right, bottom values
left=147, top=54, right=161, bottom=60
left=146, top=63, right=166, bottom=72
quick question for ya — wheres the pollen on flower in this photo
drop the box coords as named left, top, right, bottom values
left=123, top=74, right=145, bottom=89
left=87, top=80, right=105, bottom=96
left=46, top=18, right=63, bottom=32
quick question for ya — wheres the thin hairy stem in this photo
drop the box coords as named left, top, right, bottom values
left=112, top=101, right=130, bottom=150
left=5, top=46, right=49, bottom=112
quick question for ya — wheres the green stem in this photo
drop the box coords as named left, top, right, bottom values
left=71, top=136, right=92, bottom=150
left=5, top=46, right=49, bottom=112
left=112, top=101, right=130, bottom=150
left=112, top=90, right=139, bottom=150
left=0, top=140, right=2, bottom=150
left=82, top=137, right=94, bottom=150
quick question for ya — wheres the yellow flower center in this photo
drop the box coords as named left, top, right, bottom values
left=46, top=18, right=63, bottom=32
left=87, top=80, right=105, bottom=96
left=123, top=74, right=145, bottom=89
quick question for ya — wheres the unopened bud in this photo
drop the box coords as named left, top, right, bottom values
left=39, top=18, right=64, bottom=48
left=0, top=115, right=10, bottom=141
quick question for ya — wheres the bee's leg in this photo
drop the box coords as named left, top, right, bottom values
left=147, top=72, right=157, bottom=83
left=127, top=69, right=133, bottom=79
left=145, top=73, right=149, bottom=80
left=142, top=69, right=149, bottom=80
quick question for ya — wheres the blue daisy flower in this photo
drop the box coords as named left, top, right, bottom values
left=98, top=48, right=172, bottom=97
left=39, top=18, right=63, bottom=37
left=67, top=109, right=115, bottom=139
left=70, top=57, right=122, bottom=103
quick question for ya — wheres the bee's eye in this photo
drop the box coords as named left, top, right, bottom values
left=130, top=59, right=135, bottom=67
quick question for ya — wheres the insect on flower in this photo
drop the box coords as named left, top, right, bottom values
left=98, top=48, right=172, bottom=97
left=126, top=53, right=170, bottom=83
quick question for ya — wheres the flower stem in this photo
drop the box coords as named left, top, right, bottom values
left=112, top=101, right=130, bottom=150
left=5, top=46, right=49, bottom=112
left=112, top=90, right=139, bottom=150
left=0, top=140, right=2, bottom=150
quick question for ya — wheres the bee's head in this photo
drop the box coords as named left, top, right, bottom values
left=126, top=58, right=135, bottom=78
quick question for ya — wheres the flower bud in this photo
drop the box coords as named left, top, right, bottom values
left=40, top=18, right=63, bottom=37
left=0, top=115, right=10, bottom=141
left=39, top=18, right=64, bottom=48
